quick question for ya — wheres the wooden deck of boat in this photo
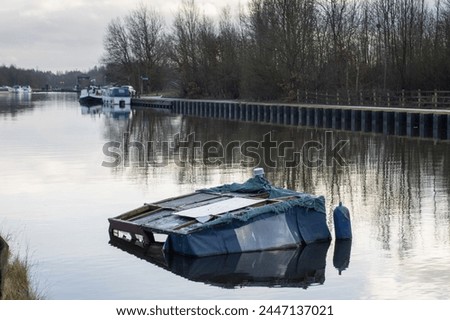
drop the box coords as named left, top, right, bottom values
left=108, top=190, right=275, bottom=245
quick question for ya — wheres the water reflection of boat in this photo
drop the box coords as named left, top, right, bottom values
left=109, top=170, right=332, bottom=257
left=109, top=238, right=330, bottom=289
left=80, top=105, right=102, bottom=115
left=78, top=103, right=131, bottom=119
left=102, top=104, right=131, bottom=119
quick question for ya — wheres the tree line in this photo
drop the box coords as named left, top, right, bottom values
left=102, top=0, right=450, bottom=101
left=0, top=65, right=106, bottom=90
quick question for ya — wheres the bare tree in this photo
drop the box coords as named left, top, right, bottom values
left=242, top=0, right=283, bottom=99
left=126, top=3, right=166, bottom=90
left=101, top=0, right=450, bottom=100
left=102, top=4, right=167, bottom=91
left=272, top=0, right=318, bottom=93
left=171, top=0, right=203, bottom=97
left=102, top=17, right=133, bottom=82
left=217, top=7, right=241, bottom=98
left=318, top=0, right=360, bottom=90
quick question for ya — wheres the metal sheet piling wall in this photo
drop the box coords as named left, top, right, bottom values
left=131, top=98, right=450, bottom=141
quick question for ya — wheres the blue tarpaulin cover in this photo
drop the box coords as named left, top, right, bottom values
left=163, top=176, right=331, bottom=257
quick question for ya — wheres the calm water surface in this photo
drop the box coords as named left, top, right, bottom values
left=0, top=93, right=449, bottom=299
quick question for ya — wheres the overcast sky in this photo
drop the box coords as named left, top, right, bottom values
left=0, top=0, right=246, bottom=73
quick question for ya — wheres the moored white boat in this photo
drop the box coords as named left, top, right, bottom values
left=10, top=85, right=32, bottom=94
left=79, top=86, right=103, bottom=106
left=12, top=85, right=23, bottom=93
left=102, top=86, right=131, bottom=108
left=22, top=85, right=32, bottom=93
left=0, top=86, right=12, bottom=93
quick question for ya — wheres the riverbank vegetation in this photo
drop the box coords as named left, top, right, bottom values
left=0, top=235, right=40, bottom=300
left=3, top=1, right=450, bottom=101
left=102, top=0, right=450, bottom=100
left=0, top=65, right=106, bottom=92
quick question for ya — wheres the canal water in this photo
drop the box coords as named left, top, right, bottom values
left=0, top=93, right=449, bottom=299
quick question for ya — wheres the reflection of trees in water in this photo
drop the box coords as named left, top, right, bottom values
left=277, top=132, right=450, bottom=254
left=103, top=108, right=179, bottom=185
left=0, top=94, right=34, bottom=118
left=171, top=114, right=262, bottom=185
left=179, top=117, right=450, bottom=253
left=104, top=108, right=450, bottom=253
left=361, top=136, right=449, bottom=253
left=0, top=92, right=77, bottom=118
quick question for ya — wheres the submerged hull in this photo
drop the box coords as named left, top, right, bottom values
left=108, top=176, right=331, bottom=257
left=109, top=238, right=330, bottom=289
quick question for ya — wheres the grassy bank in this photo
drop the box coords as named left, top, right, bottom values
left=0, top=234, right=41, bottom=300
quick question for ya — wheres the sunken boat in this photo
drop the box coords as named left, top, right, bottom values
left=108, top=169, right=332, bottom=257
left=109, top=238, right=330, bottom=289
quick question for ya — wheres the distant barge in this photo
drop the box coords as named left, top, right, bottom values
left=108, top=171, right=332, bottom=257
